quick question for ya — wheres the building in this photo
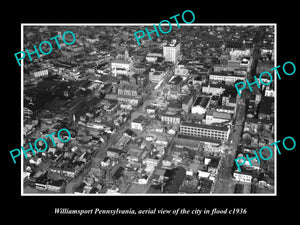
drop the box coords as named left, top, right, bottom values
left=233, top=170, right=252, bottom=183
left=112, top=166, right=125, bottom=180
left=34, top=172, right=48, bottom=191
left=130, top=73, right=148, bottom=87
left=137, top=74, right=148, bottom=87
left=229, top=48, right=251, bottom=59
left=149, top=70, right=167, bottom=84
left=205, top=110, right=232, bottom=124
left=163, top=40, right=181, bottom=63
left=222, top=93, right=237, bottom=108
left=30, top=69, right=49, bottom=78
left=133, top=64, right=147, bottom=74
left=258, top=96, right=273, bottom=120
left=175, top=62, right=189, bottom=76
left=60, top=164, right=84, bottom=178
left=210, top=95, right=220, bottom=105
left=176, top=134, right=222, bottom=152
left=129, top=74, right=138, bottom=85
left=227, top=59, right=241, bottom=70
left=193, top=75, right=203, bottom=86
left=182, top=95, right=193, bottom=113
left=117, top=83, right=139, bottom=96
left=168, top=75, right=183, bottom=93
left=146, top=52, right=164, bottom=63
left=168, top=101, right=182, bottom=112
left=131, top=115, right=146, bottom=131
left=46, top=180, right=65, bottom=193
left=202, top=83, right=226, bottom=95
left=240, top=57, right=251, bottom=69
left=215, top=105, right=235, bottom=114
left=213, top=64, right=230, bottom=72
left=209, top=72, right=245, bottom=84
left=86, top=122, right=109, bottom=130
left=35, top=179, right=48, bottom=191
left=161, top=112, right=181, bottom=124
left=243, top=117, right=259, bottom=133
left=117, top=95, right=142, bottom=106
left=101, top=157, right=111, bottom=167
left=265, top=88, right=275, bottom=97
left=180, top=122, right=230, bottom=141
left=238, top=151, right=261, bottom=170
left=107, top=148, right=123, bottom=158
left=234, top=183, right=244, bottom=193
left=111, top=59, right=133, bottom=76
left=191, top=96, right=210, bottom=115
left=145, top=105, right=157, bottom=115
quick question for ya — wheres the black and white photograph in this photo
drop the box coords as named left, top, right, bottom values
left=20, top=24, right=276, bottom=196
left=3, top=3, right=298, bottom=221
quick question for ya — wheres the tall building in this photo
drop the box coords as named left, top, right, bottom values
left=163, top=40, right=181, bottom=63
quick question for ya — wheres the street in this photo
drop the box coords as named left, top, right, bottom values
left=213, top=97, right=246, bottom=193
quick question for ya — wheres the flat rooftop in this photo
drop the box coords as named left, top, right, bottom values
left=177, top=134, right=222, bottom=144
left=181, top=122, right=229, bottom=131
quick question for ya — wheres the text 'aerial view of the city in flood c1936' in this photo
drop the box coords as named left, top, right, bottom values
left=21, top=24, right=275, bottom=196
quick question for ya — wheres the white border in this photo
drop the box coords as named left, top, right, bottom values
left=21, top=23, right=277, bottom=196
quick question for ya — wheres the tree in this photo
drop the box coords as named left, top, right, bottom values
left=241, top=133, right=252, bottom=145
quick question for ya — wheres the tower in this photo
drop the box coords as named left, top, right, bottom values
left=163, top=40, right=181, bottom=63
left=124, top=49, right=129, bottom=60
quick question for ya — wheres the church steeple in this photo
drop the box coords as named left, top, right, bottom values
left=124, top=49, right=129, bottom=60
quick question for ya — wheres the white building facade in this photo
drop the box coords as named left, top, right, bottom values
left=31, top=69, right=49, bottom=78
left=163, top=42, right=181, bottom=63
left=111, top=59, right=133, bottom=76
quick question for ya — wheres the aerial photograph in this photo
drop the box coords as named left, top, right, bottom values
left=22, top=24, right=275, bottom=195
